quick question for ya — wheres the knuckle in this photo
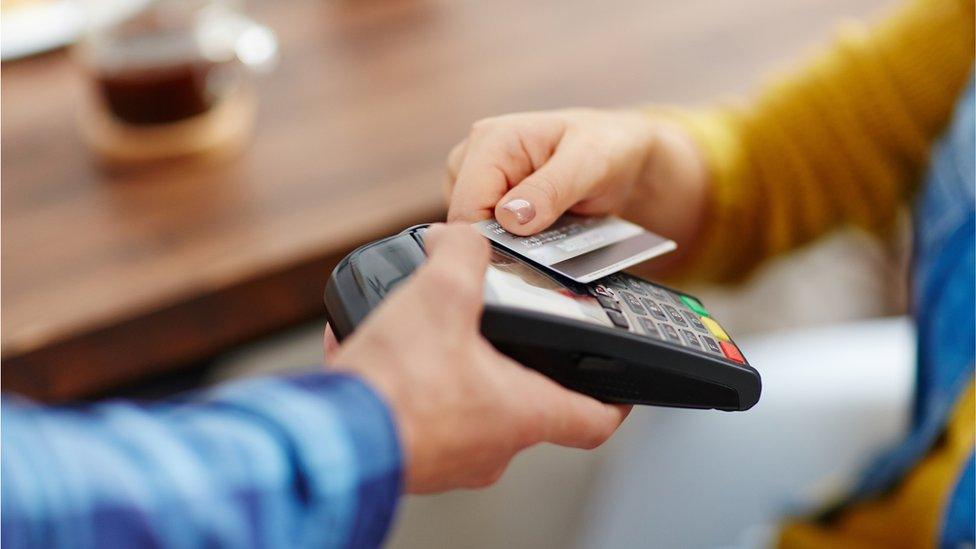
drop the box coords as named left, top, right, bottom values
left=453, top=278, right=480, bottom=307
left=424, top=264, right=478, bottom=303
left=447, top=141, right=465, bottom=172
left=449, top=139, right=465, bottom=157
left=421, top=264, right=458, bottom=290
left=452, top=222, right=481, bottom=240
left=577, top=137, right=612, bottom=177
left=470, top=117, right=498, bottom=136
left=525, top=173, right=562, bottom=206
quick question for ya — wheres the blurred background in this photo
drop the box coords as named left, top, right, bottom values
left=2, top=0, right=909, bottom=547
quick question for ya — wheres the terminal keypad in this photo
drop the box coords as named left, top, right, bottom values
left=590, top=275, right=746, bottom=366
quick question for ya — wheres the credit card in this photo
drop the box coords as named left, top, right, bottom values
left=473, top=214, right=676, bottom=283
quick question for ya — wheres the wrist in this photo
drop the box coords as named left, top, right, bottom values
left=331, top=351, right=420, bottom=491
left=623, top=113, right=710, bottom=268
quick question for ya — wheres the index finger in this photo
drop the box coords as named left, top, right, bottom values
left=447, top=132, right=531, bottom=224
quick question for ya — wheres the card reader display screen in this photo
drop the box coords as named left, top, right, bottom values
left=484, top=248, right=612, bottom=327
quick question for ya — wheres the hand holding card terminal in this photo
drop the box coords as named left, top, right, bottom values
left=325, top=225, right=761, bottom=411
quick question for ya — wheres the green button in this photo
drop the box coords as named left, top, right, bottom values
left=679, top=295, right=709, bottom=317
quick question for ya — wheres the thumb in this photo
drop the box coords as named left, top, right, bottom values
left=493, top=139, right=591, bottom=236
left=418, top=223, right=491, bottom=324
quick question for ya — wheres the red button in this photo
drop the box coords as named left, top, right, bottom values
left=720, top=341, right=745, bottom=364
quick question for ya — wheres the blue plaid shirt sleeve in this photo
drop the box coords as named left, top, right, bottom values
left=1, top=370, right=403, bottom=549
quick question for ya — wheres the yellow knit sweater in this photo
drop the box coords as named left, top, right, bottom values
left=669, top=1, right=974, bottom=547
left=679, top=0, right=973, bottom=283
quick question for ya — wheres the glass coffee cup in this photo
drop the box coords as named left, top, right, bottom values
left=77, top=0, right=277, bottom=164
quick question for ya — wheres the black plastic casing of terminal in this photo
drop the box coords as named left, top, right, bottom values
left=324, top=224, right=761, bottom=411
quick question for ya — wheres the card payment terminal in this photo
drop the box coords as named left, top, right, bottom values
left=324, top=225, right=761, bottom=411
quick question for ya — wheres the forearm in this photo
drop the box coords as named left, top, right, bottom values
left=1, top=371, right=402, bottom=549
left=657, top=0, right=974, bottom=282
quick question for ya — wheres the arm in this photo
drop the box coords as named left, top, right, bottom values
left=445, top=0, right=973, bottom=282
left=2, top=225, right=628, bottom=548
left=1, top=372, right=401, bottom=549
left=649, top=0, right=974, bottom=281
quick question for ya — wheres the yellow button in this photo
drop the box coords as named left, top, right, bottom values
left=701, top=317, right=730, bottom=341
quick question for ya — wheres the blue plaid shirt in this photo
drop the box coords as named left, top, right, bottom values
left=1, top=371, right=402, bottom=548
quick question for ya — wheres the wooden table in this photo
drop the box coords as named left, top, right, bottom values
left=1, top=0, right=892, bottom=401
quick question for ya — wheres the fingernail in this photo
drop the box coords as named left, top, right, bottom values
left=501, top=199, right=535, bottom=224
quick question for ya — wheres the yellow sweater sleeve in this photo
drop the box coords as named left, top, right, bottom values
left=675, top=0, right=974, bottom=282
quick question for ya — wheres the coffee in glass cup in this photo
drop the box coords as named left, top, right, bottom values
left=77, top=0, right=276, bottom=164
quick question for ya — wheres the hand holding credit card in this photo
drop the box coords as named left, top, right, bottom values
left=473, top=214, right=676, bottom=283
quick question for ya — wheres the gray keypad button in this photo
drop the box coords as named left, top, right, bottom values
left=684, top=311, right=707, bottom=332
left=663, top=303, right=688, bottom=326
left=680, top=329, right=702, bottom=349
left=659, top=322, right=681, bottom=343
left=603, top=274, right=630, bottom=290
left=606, top=309, right=629, bottom=329
left=639, top=297, right=668, bottom=321
left=624, top=277, right=649, bottom=296
left=638, top=317, right=663, bottom=339
left=700, top=335, right=722, bottom=355
left=619, top=291, right=647, bottom=315
left=596, top=295, right=620, bottom=311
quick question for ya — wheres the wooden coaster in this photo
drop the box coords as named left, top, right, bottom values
left=79, top=86, right=257, bottom=166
